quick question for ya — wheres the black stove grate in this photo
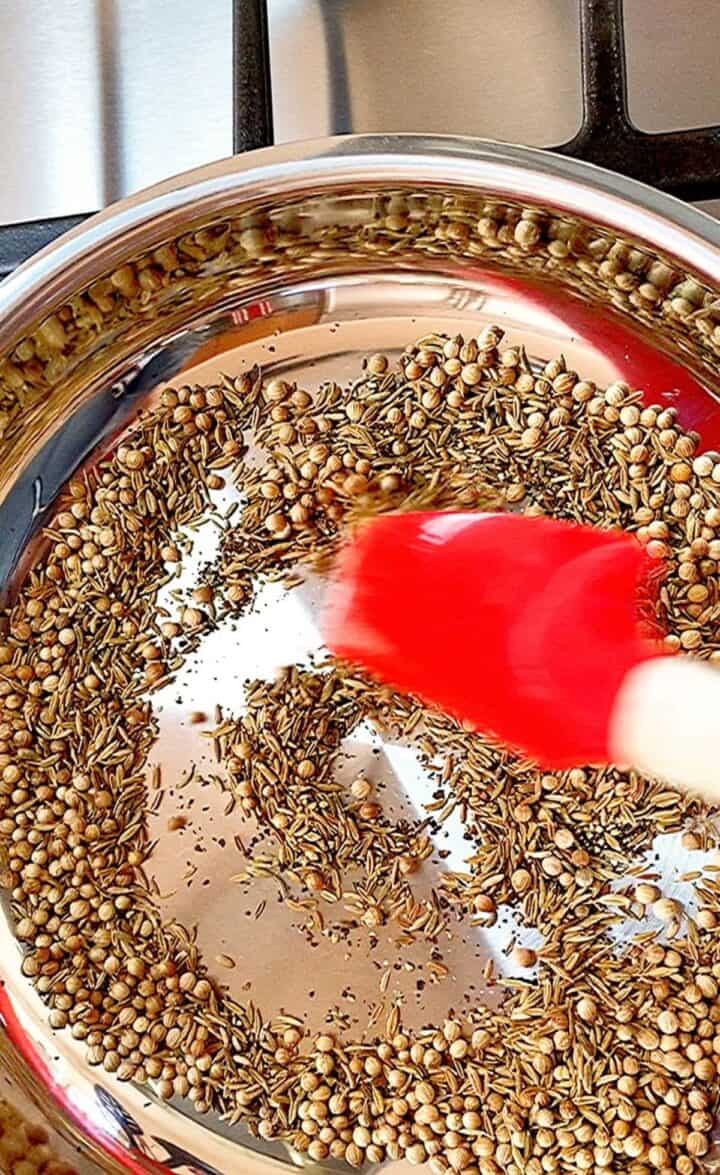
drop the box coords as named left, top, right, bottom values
left=232, top=0, right=274, bottom=156
left=1, top=0, right=720, bottom=279
left=556, top=0, right=720, bottom=202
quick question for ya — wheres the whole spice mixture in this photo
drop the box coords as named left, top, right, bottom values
left=0, top=1097, right=78, bottom=1174
left=3, top=325, right=720, bottom=1172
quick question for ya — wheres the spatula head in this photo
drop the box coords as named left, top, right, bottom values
left=325, top=511, right=658, bottom=767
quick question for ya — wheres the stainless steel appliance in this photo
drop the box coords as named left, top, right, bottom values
left=2, top=0, right=720, bottom=263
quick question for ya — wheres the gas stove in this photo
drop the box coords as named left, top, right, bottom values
left=2, top=0, right=720, bottom=281
left=3, top=3, right=720, bottom=1173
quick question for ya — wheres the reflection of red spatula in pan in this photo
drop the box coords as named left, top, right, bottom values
left=325, top=511, right=720, bottom=801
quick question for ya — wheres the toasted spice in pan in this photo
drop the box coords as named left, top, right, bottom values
left=2, top=327, right=720, bottom=1169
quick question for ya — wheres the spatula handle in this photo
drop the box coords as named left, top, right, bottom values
left=610, top=657, right=720, bottom=802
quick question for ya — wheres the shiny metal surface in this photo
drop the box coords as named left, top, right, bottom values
left=5, top=0, right=720, bottom=231
left=0, top=0, right=233, bottom=225
left=0, top=1031, right=128, bottom=1174
left=2, top=136, right=720, bottom=1172
left=625, top=0, right=720, bottom=133
left=268, top=0, right=582, bottom=146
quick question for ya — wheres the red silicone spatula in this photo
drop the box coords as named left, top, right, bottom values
left=325, top=511, right=720, bottom=800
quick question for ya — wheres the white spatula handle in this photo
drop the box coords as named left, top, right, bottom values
left=610, top=657, right=720, bottom=802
